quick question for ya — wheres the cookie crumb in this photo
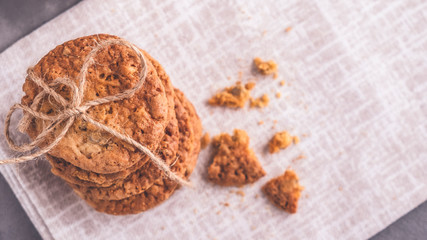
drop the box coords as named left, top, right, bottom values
left=293, top=136, right=300, bottom=144
left=208, top=129, right=266, bottom=186
left=292, top=154, right=306, bottom=163
left=262, top=170, right=303, bottom=214
left=280, top=80, right=286, bottom=86
left=268, top=131, right=298, bottom=153
left=258, top=120, right=264, bottom=125
left=200, top=133, right=210, bottom=149
left=275, top=92, right=281, bottom=98
left=235, top=190, right=245, bottom=197
left=245, top=82, right=256, bottom=90
left=208, top=82, right=254, bottom=108
left=250, top=94, right=270, bottom=108
left=224, top=202, right=230, bottom=207
left=285, top=26, right=292, bottom=32
left=253, top=57, right=278, bottom=78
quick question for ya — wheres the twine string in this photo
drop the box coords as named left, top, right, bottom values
left=1, top=39, right=190, bottom=187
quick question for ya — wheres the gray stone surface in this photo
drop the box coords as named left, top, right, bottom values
left=0, top=0, right=81, bottom=52
left=371, top=201, right=427, bottom=240
left=0, top=0, right=425, bottom=239
left=0, top=173, right=41, bottom=240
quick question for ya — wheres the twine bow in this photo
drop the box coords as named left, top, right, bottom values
left=1, top=39, right=190, bottom=187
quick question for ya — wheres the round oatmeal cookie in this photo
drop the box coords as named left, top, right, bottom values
left=22, top=34, right=171, bottom=174
left=74, top=89, right=202, bottom=215
left=47, top=106, right=177, bottom=189
left=71, top=89, right=194, bottom=200
left=47, top=49, right=178, bottom=186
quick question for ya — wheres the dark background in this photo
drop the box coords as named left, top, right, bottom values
left=0, top=0, right=426, bottom=239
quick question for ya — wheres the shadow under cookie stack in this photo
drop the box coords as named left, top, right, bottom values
left=20, top=34, right=202, bottom=215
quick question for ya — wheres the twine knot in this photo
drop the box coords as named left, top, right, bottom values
left=1, top=39, right=190, bottom=187
left=63, top=106, right=87, bottom=118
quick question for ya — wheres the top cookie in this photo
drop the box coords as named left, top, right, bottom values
left=21, top=34, right=170, bottom=173
left=46, top=50, right=178, bottom=187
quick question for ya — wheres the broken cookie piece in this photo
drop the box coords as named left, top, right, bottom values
left=250, top=94, right=270, bottom=108
left=262, top=170, right=303, bottom=213
left=254, top=57, right=278, bottom=78
left=268, top=131, right=299, bottom=153
left=208, top=129, right=266, bottom=186
left=208, top=82, right=255, bottom=108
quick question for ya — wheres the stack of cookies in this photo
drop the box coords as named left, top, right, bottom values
left=20, top=34, right=202, bottom=215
